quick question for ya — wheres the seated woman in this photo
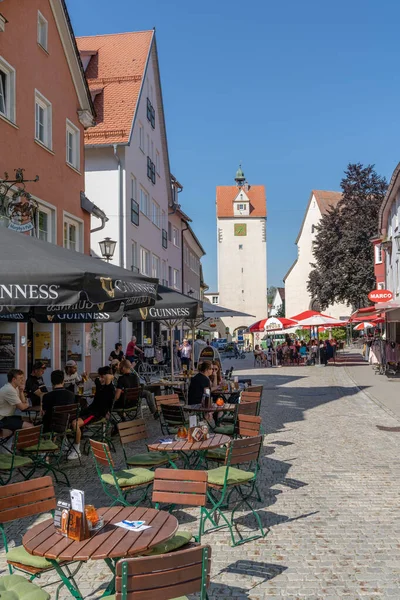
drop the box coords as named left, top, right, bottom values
left=209, top=360, right=222, bottom=390
left=254, top=345, right=267, bottom=365
left=69, top=366, right=115, bottom=460
left=187, top=361, right=213, bottom=405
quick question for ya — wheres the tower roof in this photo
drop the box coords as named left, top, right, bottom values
left=216, top=185, right=267, bottom=218
left=235, top=165, right=246, bottom=185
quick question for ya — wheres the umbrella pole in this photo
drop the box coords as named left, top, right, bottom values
left=192, top=322, right=195, bottom=371
left=170, top=324, right=174, bottom=382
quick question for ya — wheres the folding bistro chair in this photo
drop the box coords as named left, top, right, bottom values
left=112, top=388, right=142, bottom=425
left=158, top=403, right=188, bottom=436
left=117, top=419, right=178, bottom=469
left=154, top=393, right=180, bottom=411
left=214, top=401, right=260, bottom=436
left=0, top=425, right=42, bottom=485
left=89, top=439, right=155, bottom=507
left=151, top=468, right=208, bottom=550
left=0, top=476, right=83, bottom=600
left=206, top=415, right=262, bottom=464
left=202, top=435, right=266, bottom=546
left=111, top=545, right=211, bottom=600
left=246, top=385, right=263, bottom=393
left=22, top=412, right=71, bottom=486
left=82, top=413, right=114, bottom=456
left=53, top=403, right=80, bottom=457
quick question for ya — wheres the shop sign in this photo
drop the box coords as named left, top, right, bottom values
left=368, top=289, right=393, bottom=303
left=199, top=346, right=215, bottom=359
left=0, top=333, right=16, bottom=373
left=225, top=327, right=230, bottom=334
left=6, top=191, right=37, bottom=233
left=34, top=331, right=52, bottom=368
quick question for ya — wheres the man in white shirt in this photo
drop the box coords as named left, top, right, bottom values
left=63, top=360, right=85, bottom=393
left=0, top=369, right=33, bottom=431
left=179, top=339, right=192, bottom=369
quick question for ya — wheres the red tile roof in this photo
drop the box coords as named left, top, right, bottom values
left=216, top=186, right=266, bottom=218
left=76, top=31, right=153, bottom=145
left=312, top=190, right=342, bottom=215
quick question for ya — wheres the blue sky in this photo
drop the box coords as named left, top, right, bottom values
left=68, top=0, right=400, bottom=292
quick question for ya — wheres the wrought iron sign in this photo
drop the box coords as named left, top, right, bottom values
left=0, top=169, right=39, bottom=234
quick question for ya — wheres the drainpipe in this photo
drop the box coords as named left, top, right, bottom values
left=181, top=220, right=189, bottom=293
left=113, top=144, right=124, bottom=343
left=90, top=206, right=108, bottom=233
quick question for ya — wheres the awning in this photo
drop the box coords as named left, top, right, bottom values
left=202, top=302, right=254, bottom=319
left=0, top=227, right=157, bottom=308
left=126, top=286, right=202, bottom=323
left=350, top=307, right=384, bottom=322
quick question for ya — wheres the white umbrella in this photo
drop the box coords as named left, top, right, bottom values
left=296, top=315, right=344, bottom=327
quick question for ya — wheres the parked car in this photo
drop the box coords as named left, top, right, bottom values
left=216, top=338, right=228, bottom=351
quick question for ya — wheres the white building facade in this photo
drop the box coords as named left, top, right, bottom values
left=216, top=168, right=268, bottom=333
left=77, top=31, right=185, bottom=364
left=284, top=190, right=350, bottom=320
left=377, top=162, right=400, bottom=341
left=269, top=287, right=285, bottom=316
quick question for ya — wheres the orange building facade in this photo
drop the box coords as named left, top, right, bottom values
left=0, top=0, right=96, bottom=385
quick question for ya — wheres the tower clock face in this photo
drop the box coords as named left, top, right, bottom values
left=234, top=223, right=247, bottom=236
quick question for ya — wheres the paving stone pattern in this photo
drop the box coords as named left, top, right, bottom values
left=1, top=354, right=400, bottom=599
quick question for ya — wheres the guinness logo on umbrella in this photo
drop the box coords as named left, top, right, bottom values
left=139, top=307, right=148, bottom=320
left=100, top=277, right=115, bottom=298
left=47, top=315, right=54, bottom=322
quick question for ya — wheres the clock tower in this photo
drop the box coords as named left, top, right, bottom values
left=216, top=167, right=268, bottom=333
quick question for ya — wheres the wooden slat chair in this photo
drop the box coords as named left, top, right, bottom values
left=159, top=403, right=188, bottom=436
left=89, top=439, right=155, bottom=507
left=22, top=412, right=71, bottom=487
left=202, top=435, right=266, bottom=546
left=118, top=419, right=179, bottom=469
left=206, top=415, right=262, bottom=464
left=109, top=545, right=212, bottom=600
left=53, top=403, right=80, bottom=463
left=213, top=401, right=260, bottom=436
left=82, top=411, right=114, bottom=456
left=0, top=476, right=82, bottom=599
left=154, top=393, right=180, bottom=411
left=0, top=425, right=42, bottom=485
left=112, top=387, right=142, bottom=424
left=246, top=385, right=263, bottom=393
left=150, top=469, right=208, bottom=551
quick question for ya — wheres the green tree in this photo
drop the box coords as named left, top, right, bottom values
left=276, top=301, right=285, bottom=318
left=308, top=163, right=387, bottom=310
left=267, top=286, right=277, bottom=305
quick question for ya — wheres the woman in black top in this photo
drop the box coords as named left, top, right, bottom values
left=109, top=343, right=124, bottom=363
left=188, top=361, right=213, bottom=405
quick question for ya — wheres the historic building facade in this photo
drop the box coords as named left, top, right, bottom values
left=216, top=167, right=268, bottom=333
left=0, top=0, right=95, bottom=385
left=284, top=190, right=350, bottom=321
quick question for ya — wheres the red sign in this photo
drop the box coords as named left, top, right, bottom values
left=368, top=289, right=393, bottom=303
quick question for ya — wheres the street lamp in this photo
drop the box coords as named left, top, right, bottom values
left=98, top=237, right=116, bottom=262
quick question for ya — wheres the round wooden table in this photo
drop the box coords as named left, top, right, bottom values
left=183, top=403, right=236, bottom=413
left=23, top=506, right=178, bottom=599
left=148, top=433, right=231, bottom=469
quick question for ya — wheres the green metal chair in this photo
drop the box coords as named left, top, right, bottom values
left=89, top=439, right=154, bottom=507
left=158, top=403, right=188, bottom=436
left=0, top=425, right=42, bottom=485
left=206, top=414, right=262, bottom=464
left=111, top=387, right=142, bottom=425
left=0, top=476, right=84, bottom=599
left=117, top=419, right=178, bottom=469
left=201, top=434, right=266, bottom=546
left=109, top=545, right=212, bottom=600
left=52, top=403, right=81, bottom=463
left=22, top=412, right=71, bottom=486
left=213, top=400, right=260, bottom=436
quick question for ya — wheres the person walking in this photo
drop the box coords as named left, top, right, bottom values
left=179, top=339, right=192, bottom=369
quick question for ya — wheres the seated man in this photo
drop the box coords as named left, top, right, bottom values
left=114, top=359, right=158, bottom=419
left=69, top=366, right=115, bottom=460
left=42, top=370, right=75, bottom=434
left=63, top=360, right=86, bottom=393
left=25, top=362, right=48, bottom=408
left=0, top=369, right=33, bottom=434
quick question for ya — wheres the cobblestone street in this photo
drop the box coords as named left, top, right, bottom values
left=1, top=353, right=400, bottom=599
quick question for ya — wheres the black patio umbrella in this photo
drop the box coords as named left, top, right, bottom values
left=126, top=286, right=203, bottom=380
left=0, top=228, right=157, bottom=308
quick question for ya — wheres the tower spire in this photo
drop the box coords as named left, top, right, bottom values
left=234, top=164, right=246, bottom=187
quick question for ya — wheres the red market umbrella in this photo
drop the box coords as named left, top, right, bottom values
left=353, top=322, right=374, bottom=331
left=249, top=317, right=298, bottom=333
